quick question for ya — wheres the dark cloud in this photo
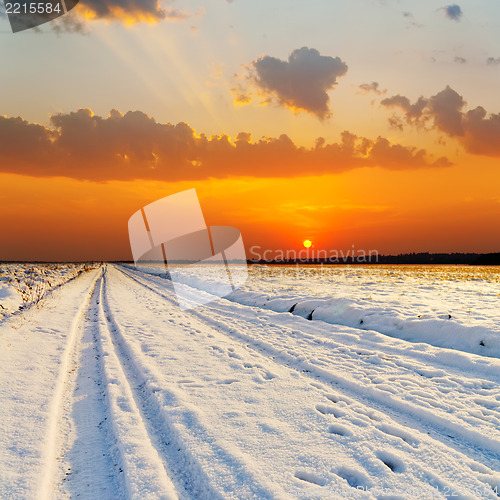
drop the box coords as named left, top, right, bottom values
left=444, top=4, right=462, bottom=21
left=401, top=11, right=423, bottom=29
left=381, top=94, right=428, bottom=124
left=243, top=47, right=348, bottom=119
left=382, top=87, right=463, bottom=134
left=0, top=109, right=450, bottom=182
left=487, top=57, right=500, bottom=65
left=6, top=0, right=197, bottom=32
left=427, top=86, right=465, bottom=136
left=460, top=107, right=500, bottom=156
left=50, top=11, right=89, bottom=34
left=382, top=86, right=500, bottom=156
left=454, top=56, right=467, bottom=64
left=76, top=0, right=193, bottom=24
left=358, top=82, right=386, bottom=95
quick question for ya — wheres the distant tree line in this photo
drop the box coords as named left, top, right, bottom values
left=248, top=253, right=500, bottom=265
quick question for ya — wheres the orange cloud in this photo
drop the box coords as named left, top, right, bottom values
left=51, top=0, right=197, bottom=30
left=79, top=0, right=182, bottom=22
left=0, top=108, right=451, bottom=182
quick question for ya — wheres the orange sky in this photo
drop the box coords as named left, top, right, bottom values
left=1, top=1, right=499, bottom=260
left=1, top=149, right=499, bottom=261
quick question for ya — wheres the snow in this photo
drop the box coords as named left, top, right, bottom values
left=0, top=264, right=97, bottom=321
left=138, top=263, right=500, bottom=358
left=0, top=263, right=499, bottom=498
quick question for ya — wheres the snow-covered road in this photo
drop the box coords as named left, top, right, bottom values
left=1, top=264, right=499, bottom=499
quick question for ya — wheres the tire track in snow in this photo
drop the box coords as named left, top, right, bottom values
left=93, top=266, right=179, bottom=499
left=37, top=268, right=102, bottom=499
left=56, top=267, right=125, bottom=498
left=116, top=265, right=500, bottom=385
left=115, top=265, right=500, bottom=472
left=99, top=267, right=224, bottom=499
left=41, top=266, right=179, bottom=499
left=101, top=266, right=283, bottom=499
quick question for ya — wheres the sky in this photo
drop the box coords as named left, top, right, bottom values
left=1, top=0, right=500, bottom=261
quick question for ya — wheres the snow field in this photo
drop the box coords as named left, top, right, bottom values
left=0, top=263, right=499, bottom=499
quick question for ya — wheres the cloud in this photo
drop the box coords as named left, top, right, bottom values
left=0, top=108, right=450, bottom=182
left=443, top=4, right=462, bottom=21
left=381, top=94, right=428, bottom=124
left=4, top=0, right=199, bottom=32
left=382, top=86, right=500, bottom=156
left=358, top=82, right=386, bottom=95
left=487, top=57, right=500, bottom=65
left=75, top=0, right=195, bottom=25
left=231, top=82, right=252, bottom=106
left=462, top=107, right=500, bottom=156
left=454, top=56, right=467, bottom=64
left=50, top=11, right=90, bottom=34
left=18, top=0, right=200, bottom=31
left=427, top=86, right=465, bottom=136
left=239, top=47, right=348, bottom=119
left=368, top=136, right=451, bottom=169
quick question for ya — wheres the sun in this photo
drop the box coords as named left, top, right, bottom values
left=303, top=239, right=312, bottom=249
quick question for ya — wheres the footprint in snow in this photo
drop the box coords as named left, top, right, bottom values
left=336, top=466, right=371, bottom=490
left=310, top=382, right=327, bottom=390
left=261, top=370, right=276, bottom=380
left=294, top=470, right=327, bottom=486
left=377, top=423, right=419, bottom=446
left=327, top=423, right=353, bottom=437
left=252, top=372, right=276, bottom=384
left=467, top=461, right=493, bottom=475
left=258, top=422, right=281, bottom=434
left=316, top=404, right=347, bottom=418
left=324, top=393, right=353, bottom=406
left=375, top=450, right=406, bottom=473
left=218, top=378, right=239, bottom=385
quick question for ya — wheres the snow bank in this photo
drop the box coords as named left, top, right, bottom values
left=230, top=290, right=500, bottom=358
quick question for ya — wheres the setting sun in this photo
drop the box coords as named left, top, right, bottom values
left=303, top=239, right=312, bottom=248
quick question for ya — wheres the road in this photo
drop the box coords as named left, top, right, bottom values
left=1, top=264, right=499, bottom=499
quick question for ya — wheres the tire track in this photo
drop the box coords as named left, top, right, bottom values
left=101, top=266, right=287, bottom=499
left=99, top=266, right=227, bottom=499
left=37, top=267, right=103, bottom=499
left=114, top=265, right=500, bottom=469
left=93, top=266, right=179, bottom=499
left=42, top=266, right=179, bottom=499
left=117, top=265, right=500, bottom=385
left=56, top=266, right=125, bottom=499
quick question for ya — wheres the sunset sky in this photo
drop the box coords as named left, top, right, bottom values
left=1, top=0, right=500, bottom=261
